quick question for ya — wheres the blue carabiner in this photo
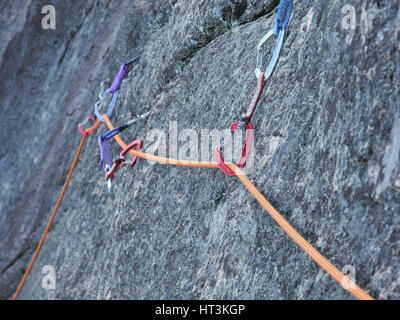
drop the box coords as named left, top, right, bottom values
left=254, top=0, right=292, bottom=80
left=94, top=90, right=119, bottom=122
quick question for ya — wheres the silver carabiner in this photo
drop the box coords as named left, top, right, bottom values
left=254, top=28, right=285, bottom=81
left=125, top=111, right=151, bottom=127
left=93, top=83, right=111, bottom=121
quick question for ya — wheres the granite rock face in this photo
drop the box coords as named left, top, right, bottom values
left=0, top=0, right=399, bottom=300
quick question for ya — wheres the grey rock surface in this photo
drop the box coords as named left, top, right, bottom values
left=0, top=0, right=399, bottom=299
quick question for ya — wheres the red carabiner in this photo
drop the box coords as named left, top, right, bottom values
left=214, top=121, right=254, bottom=176
left=78, top=116, right=96, bottom=137
left=121, top=139, right=142, bottom=167
left=105, top=139, right=142, bottom=181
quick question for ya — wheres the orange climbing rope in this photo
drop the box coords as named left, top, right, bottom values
left=230, top=165, right=373, bottom=300
left=12, top=110, right=374, bottom=300
left=103, top=114, right=374, bottom=300
left=12, top=121, right=100, bottom=300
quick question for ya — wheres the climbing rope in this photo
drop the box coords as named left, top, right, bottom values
left=13, top=0, right=375, bottom=300
left=98, top=112, right=149, bottom=194
left=100, top=0, right=373, bottom=300
left=12, top=56, right=141, bottom=299
left=12, top=135, right=87, bottom=300
left=103, top=114, right=373, bottom=300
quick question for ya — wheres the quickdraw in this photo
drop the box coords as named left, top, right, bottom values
left=98, top=112, right=149, bottom=194
left=102, top=113, right=374, bottom=300
left=14, top=0, right=376, bottom=301
left=105, top=139, right=142, bottom=181
left=94, top=54, right=141, bottom=122
left=78, top=55, right=141, bottom=137
left=215, top=0, right=292, bottom=176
